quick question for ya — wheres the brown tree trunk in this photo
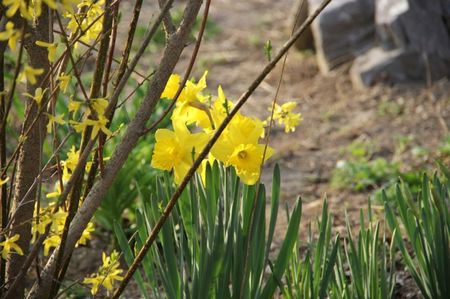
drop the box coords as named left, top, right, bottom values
left=5, top=8, right=50, bottom=299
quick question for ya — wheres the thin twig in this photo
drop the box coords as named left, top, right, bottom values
left=55, top=12, right=90, bottom=101
left=239, top=1, right=305, bottom=295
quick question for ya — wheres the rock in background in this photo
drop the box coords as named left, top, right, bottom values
left=296, top=0, right=450, bottom=87
left=291, top=0, right=315, bottom=50
left=307, top=0, right=375, bottom=74
left=352, top=0, right=450, bottom=87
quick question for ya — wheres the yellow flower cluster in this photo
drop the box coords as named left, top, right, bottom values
left=0, top=22, right=21, bottom=51
left=151, top=72, right=292, bottom=185
left=0, top=234, right=23, bottom=259
left=32, top=203, right=95, bottom=256
left=65, top=0, right=105, bottom=45
left=17, top=64, right=44, bottom=85
left=70, top=97, right=112, bottom=139
left=269, top=102, right=302, bottom=133
left=2, top=0, right=78, bottom=21
left=83, top=250, right=123, bottom=295
left=46, top=144, right=104, bottom=197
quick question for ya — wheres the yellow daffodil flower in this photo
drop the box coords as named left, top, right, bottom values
left=199, top=85, right=235, bottom=130
left=0, top=22, right=21, bottom=51
left=211, top=115, right=273, bottom=185
left=151, top=120, right=208, bottom=184
left=18, top=64, right=44, bottom=85
left=270, top=101, right=302, bottom=133
left=164, top=72, right=211, bottom=126
left=35, top=41, right=58, bottom=62
left=23, top=87, right=47, bottom=106
left=161, top=72, right=208, bottom=103
left=228, top=143, right=272, bottom=185
left=161, top=73, right=181, bottom=99
left=0, top=234, right=24, bottom=259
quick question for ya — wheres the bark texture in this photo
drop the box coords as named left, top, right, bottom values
left=6, top=9, right=50, bottom=299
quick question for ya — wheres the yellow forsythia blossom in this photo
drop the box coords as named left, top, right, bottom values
left=89, top=98, right=108, bottom=115
left=46, top=113, right=66, bottom=133
left=65, top=0, right=105, bottom=45
left=61, top=146, right=79, bottom=181
left=2, top=0, right=32, bottom=20
left=0, top=22, right=21, bottom=51
left=43, top=235, right=60, bottom=256
left=18, top=64, right=44, bottom=85
left=46, top=184, right=62, bottom=198
left=0, top=177, right=9, bottom=186
left=35, top=41, right=58, bottom=62
left=77, top=221, right=94, bottom=246
left=68, top=98, right=81, bottom=112
left=58, top=73, right=71, bottom=93
left=33, top=204, right=95, bottom=255
left=23, top=87, right=47, bottom=106
left=83, top=250, right=123, bottom=295
left=0, top=234, right=24, bottom=259
left=70, top=116, right=112, bottom=139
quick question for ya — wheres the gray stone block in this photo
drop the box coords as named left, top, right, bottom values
left=376, top=0, right=450, bottom=59
left=309, top=0, right=375, bottom=74
left=350, top=47, right=450, bottom=88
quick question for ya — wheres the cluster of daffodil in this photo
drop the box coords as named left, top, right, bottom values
left=151, top=72, right=302, bottom=185
left=83, top=250, right=123, bottom=295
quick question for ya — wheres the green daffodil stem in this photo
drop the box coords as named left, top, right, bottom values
left=113, top=0, right=332, bottom=297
